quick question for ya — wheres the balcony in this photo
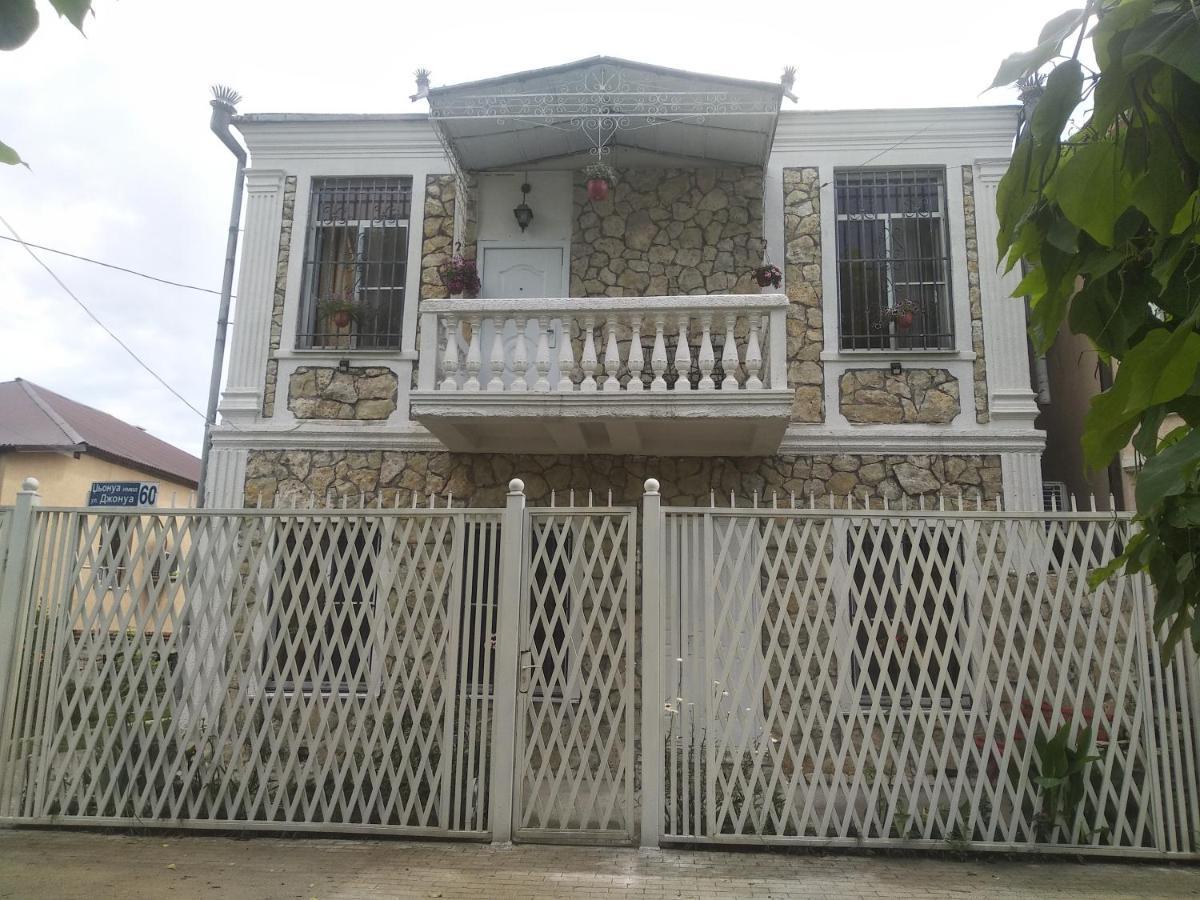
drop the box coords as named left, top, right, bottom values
left=412, top=294, right=792, bottom=455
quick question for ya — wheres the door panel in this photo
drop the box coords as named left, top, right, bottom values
left=481, top=247, right=564, bottom=299
left=478, top=248, right=566, bottom=390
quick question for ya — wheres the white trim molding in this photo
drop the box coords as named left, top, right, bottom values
left=219, top=168, right=286, bottom=426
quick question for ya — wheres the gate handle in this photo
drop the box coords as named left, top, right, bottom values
left=518, top=649, right=535, bottom=694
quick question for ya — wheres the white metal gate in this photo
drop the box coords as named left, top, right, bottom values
left=0, top=481, right=640, bottom=845
left=646, top=501, right=1200, bottom=858
left=0, top=502, right=506, bottom=836
left=510, top=507, right=637, bottom=843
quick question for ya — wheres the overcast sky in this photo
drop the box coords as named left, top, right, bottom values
left=0, top=0, right=1069, bottom=457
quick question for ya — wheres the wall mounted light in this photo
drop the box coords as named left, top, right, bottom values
left=890, top=361, right=903, bottom=376
left=513, top=181, right=534, bottom=232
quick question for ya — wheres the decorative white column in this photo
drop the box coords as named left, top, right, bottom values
left=975, top=158, right=1044, bottom=511
left=217, top=169, right=286, bottom=424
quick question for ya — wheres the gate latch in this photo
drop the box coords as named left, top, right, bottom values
left=518, top=649, right=535, bottom=694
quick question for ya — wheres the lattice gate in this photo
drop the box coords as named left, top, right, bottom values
left=0, top=481, right=641, bottom=845
left=510, top=507, right=637, bottom=844
left=645, top=503, right=1200, bottom=859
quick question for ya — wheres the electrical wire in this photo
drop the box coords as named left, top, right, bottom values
left=0, top=214, right=208, bottom=421
left=0, top=233, right=229, bottom=297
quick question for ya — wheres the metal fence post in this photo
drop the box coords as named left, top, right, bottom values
left=490, top=477, right=525, bottom=843
left=0, top=477, right=41, bottom=738
left=640, top=477, right=664, bottom=847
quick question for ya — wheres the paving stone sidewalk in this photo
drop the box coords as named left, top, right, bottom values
left=0, top=829, right=1197, bottom=899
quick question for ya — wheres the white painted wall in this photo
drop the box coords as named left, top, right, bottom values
left=476, top=172, right=573, bottom=246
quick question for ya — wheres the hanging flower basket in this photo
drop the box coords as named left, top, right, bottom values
left=583, top=163, right=617, bottom=202
left=319, top=298, right=359, bottom=329
left=882, top=299, right=919, bottom=330
left=752, top=264, right=782, bottom=288
left=438, top=252, right=480, bottom=299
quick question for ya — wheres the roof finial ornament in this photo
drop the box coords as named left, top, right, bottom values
left=411, top=67, right=431, bottom=103
left=781, top=65, right=798, bottom=103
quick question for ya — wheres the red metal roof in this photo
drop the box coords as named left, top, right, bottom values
left=0, top=379, right=201, bottom=486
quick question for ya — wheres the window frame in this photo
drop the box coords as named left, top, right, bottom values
left=296, top=176, right=413, bottom=352
left=833, top=167, right=956, bottom=353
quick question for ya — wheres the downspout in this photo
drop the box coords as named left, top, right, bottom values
left=197, top=85, right=245, bottom=508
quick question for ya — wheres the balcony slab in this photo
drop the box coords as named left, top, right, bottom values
left=410, top=391, right=793, bottom=455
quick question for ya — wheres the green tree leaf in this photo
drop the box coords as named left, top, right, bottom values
left=1048, top=141, right=1137, bottom=246
left=0, top=0, right=39, bottom=50
left=989, top=8, right=1088, bottom=88
left=0, top=139, right=27, bottom=167
left=1031, top=59, right=1084, bottom=146
left=47, top=0, right=91, bottom=31
left=1124, top=9, right=1200, bottom=84
left=1136, top=428, right=1200, bottom=511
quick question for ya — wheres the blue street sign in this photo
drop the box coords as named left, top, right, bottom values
left=87, top=482, right=159, bottom=508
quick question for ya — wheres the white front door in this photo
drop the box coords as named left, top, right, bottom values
left=478, top=248, right=566, bottom=389
left=480, top=247, right=565, bottom=299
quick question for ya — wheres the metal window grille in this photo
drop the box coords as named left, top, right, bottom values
left=298, top=177, right=412, bottom=350
left=835, top=168, right=954, bottom=350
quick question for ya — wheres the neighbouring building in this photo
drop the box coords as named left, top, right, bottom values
left=0, top=378, right=200, bottom=506
left=204, top=57, right=1042, bottom=510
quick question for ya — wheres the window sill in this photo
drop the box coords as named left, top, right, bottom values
left=821, top=349, right=975, bottom=363
left=273, top=348, right=417, bottom=362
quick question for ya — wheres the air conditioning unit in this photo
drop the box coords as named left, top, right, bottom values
left=1042, top=481, right=1070, bottom=512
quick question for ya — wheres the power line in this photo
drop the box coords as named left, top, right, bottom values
left=0, top=214, right=208, bottom=422
left=0, top=233, right=230, bottom=297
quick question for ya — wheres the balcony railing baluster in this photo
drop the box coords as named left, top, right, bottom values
left=419, top=295, right=788, bottom=396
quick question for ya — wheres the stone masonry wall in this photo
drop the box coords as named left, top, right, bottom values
left=962, top=166, right=990, bottom=424
left=262, top=176, right=298, bottom=418
left=570, top=167, right=763, bottom=298
left=839, top=368, right=961, bottom=425
left=782, top=168, right=824, bottom=423
left=419, top=174, right=458, bottom=302
left=243, top=450, right=1002, bottom=509
left=286, top=366, right=398, bottom=420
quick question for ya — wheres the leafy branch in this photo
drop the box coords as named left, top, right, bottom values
left=994, top=0, right=1200, bottom=657
left=1, top=0, right=95, bottom=166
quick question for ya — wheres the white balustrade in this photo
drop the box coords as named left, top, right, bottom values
left=580, top=315, right=599, bottom=392
left=602, top=321, right=621, bottom=392
left=417, top=295, right=789, bottom=396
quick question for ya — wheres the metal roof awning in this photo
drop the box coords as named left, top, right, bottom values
left=423, top=56, right=784, bottom=173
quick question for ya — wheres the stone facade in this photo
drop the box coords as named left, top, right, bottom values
left=570, top=167, right=763, bottom=298
left=839, top=368, right=961, bottom=425
left=243, top=449, right=1002, bottom=509
left=286, top=366, right=398, bottom=420
left=262, top=176, right=298, bottom=418
left=782, top=168, right=824, bottom=424
left=419, top=174, right=458, bottom=302
left=962, top=166, right=989, bottom=424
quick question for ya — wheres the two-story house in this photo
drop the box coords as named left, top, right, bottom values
left=204, top=57, right=1041, bottom=510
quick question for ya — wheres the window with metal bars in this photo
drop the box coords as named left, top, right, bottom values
left=835, top=168, right=954, bottom=351
left=297, top=177, right=412, bottom=350
left=847, top=525, right=970, bottom=708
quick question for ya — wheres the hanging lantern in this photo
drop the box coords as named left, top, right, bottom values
left=512, top=182, right=534, bottom=232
